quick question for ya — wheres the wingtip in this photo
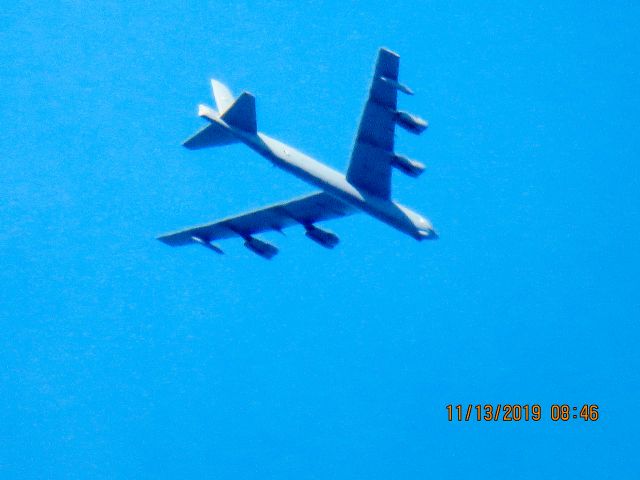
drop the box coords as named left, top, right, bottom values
left=379, top=47, right=400, bottom=58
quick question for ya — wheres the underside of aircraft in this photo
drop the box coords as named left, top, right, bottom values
left=158, top=48, right=437, bottom=259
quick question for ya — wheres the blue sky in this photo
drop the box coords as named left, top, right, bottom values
left=1, top=1, right=639, bottom=478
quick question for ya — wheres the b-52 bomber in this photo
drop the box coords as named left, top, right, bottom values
left=158, top=48, right=437, bottom=259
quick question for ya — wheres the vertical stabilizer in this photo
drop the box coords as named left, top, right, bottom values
left=211, top=79, right=235, bottom=114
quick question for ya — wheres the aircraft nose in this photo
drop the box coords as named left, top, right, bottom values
left=417, top=228, right=439, bottom=240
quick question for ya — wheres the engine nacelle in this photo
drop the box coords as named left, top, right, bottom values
left=395, top=111, right=428, bottom=135
left=244, top=237, right=278, bottom=259
left=391, top=155, right=425, bottom=178
left=305, top=225, right=339, bottom=249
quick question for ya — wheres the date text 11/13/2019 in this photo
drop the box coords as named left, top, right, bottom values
left=446, top=404, right=600, bottom=422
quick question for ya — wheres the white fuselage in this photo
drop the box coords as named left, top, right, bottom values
left=215, top=118, right=437, bottom=241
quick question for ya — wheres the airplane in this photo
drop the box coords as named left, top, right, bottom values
left=158, top=48, right=437, bottom=259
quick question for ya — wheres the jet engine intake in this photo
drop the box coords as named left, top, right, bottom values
left=391, top=154, right=425, bottom=178
left=305, top=225, right=339, bottom=249
left=244, top=237, right=278, bottom=259
left=396, top=111, right=428, bottom=134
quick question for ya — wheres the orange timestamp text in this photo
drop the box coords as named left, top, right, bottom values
left=446, top=404, right=600, bottom=422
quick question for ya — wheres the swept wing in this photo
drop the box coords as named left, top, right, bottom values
left=346, top=48, right=426, bottom=199
left=157, top=191, right=354, bottom=248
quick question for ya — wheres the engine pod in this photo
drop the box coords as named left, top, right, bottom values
left=396, top=111, right=428, bottom=134
left=391, top=155, right=425, bottom=178
left=305, top=225, right=339, bottom=249
left=244, top=237, right=278, bottom=259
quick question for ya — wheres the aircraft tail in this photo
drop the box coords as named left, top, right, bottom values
left=211, top=79, right=235, bottom=114
left=220, top=92, right=257, bottom=134
left=182, top=79, right=257, bottom=149
left=182, top=121, right=237, bottom=150
left=206, top=79, right=258, bottom=133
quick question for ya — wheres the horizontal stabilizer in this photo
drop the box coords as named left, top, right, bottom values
left=182, top=122, right=237, bottom=149
left=198, top=103, right=218, bottom=120
left=221, top=92, right=257, bottom=133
